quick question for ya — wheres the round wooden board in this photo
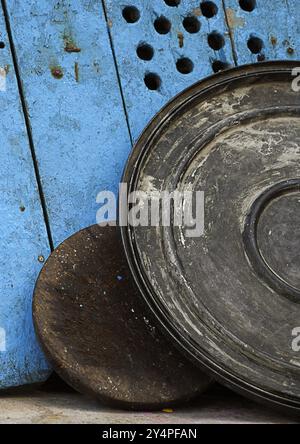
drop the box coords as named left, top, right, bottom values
left=33, top=225, right=211, bottom=410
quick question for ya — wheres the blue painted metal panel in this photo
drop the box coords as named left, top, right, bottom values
left=103, top=0, right=235, bottom=140
left=224, top=0, right=300, bottom=64
left=5, top=0, right=132, bottom=246
left=1, top=0, right=299, bottom=390
left=0, top=9, right=51, bottom=388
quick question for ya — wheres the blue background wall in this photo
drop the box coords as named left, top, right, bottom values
left=0, top=0, right=299, bottom=388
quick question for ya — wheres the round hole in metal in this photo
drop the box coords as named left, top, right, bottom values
left=164, top=0, right=181, bottom=6
left=247, top=36, right=263, bottom=54
left=208, top=32, right=225, bottom=50
left=154, top=16, right=171, bottom=34
left=239, top=0, right=257, bottom=12
left=212, top=60, right=231, bottom=73
left=137, top=43, right=154, bottom=61
left=176, top=57, right=194, bottom=74
left=200, top=1, right=218, bottom=18
left=144, top=72, right=162, bottom=90
left=183, top=16, right=201, bottom=34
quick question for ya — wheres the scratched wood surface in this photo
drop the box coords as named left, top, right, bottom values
left=0, top=8, right=51, bottom=389
left=1, top=0, right=300, bottom=390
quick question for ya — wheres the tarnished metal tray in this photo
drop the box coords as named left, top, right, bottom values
left=121, top=61, right=300, bottom=412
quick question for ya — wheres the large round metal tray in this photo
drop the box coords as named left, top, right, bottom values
left=121, top=61, right=300, bottom=412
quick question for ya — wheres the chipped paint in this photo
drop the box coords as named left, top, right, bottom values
left=192, top=7, right=202, bottom=17
left=50, top=66, right=64, bottom=79
left=270, top=35, right=277, bottom=46
left=226, top=8, right=245, bottom=29
left=177, top=31, right=184, bottom=48
left=65, top=43, right=81, bottom=53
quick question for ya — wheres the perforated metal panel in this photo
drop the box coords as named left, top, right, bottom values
left=224, top=0, right=300, bottom=64
left=104, top=0, right=300, bottom=140
left=104, top=0, right=235, bottom=140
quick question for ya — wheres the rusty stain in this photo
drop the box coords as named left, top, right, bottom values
left=226, top=8, right=245, bottom=29
left=287, top=47, right=294, bottom=55
left=63, top=32, right=81, bottom=53
left=178, top=32, right=184, bottom=48
left=192, top=7, right=202, bottom=16
left=19, top=206, right=26, bottom=212
left=270, top=36, right=277, bottom=46
left=38, top=255, right=45, bottom=263
left=74, top=62, right=79, bottom=82
left=65, top=43, right=81, bottom=53
left=108, top=19, right=113, bottom=28
left=51, top=66, right=64, bottom=79
left=4, top=64, right=10, bottom=74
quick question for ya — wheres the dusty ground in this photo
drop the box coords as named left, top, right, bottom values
left=0, top=381, right=298, bottom=424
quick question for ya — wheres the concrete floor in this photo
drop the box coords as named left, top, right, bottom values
left=0, top=382, right=299, bottom=424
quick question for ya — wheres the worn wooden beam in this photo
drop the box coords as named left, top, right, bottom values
left=4, top=0, right=132, bottom=246
left=0, top=5, right=51, bottom=389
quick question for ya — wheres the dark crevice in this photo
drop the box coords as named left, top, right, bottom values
left=1, top=0, right=54, bottom=251
left=101, top=0, right=134, bottom=146
left=221, top=0, right=238, bottom=66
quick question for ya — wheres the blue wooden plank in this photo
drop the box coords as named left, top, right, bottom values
left=0, top=8, right=51, bottom=388
left=103, top=0, right=235, bottom=141
left=5, top=0, right=132, bottom=246
left=224, top=0, right=300, bottom=64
